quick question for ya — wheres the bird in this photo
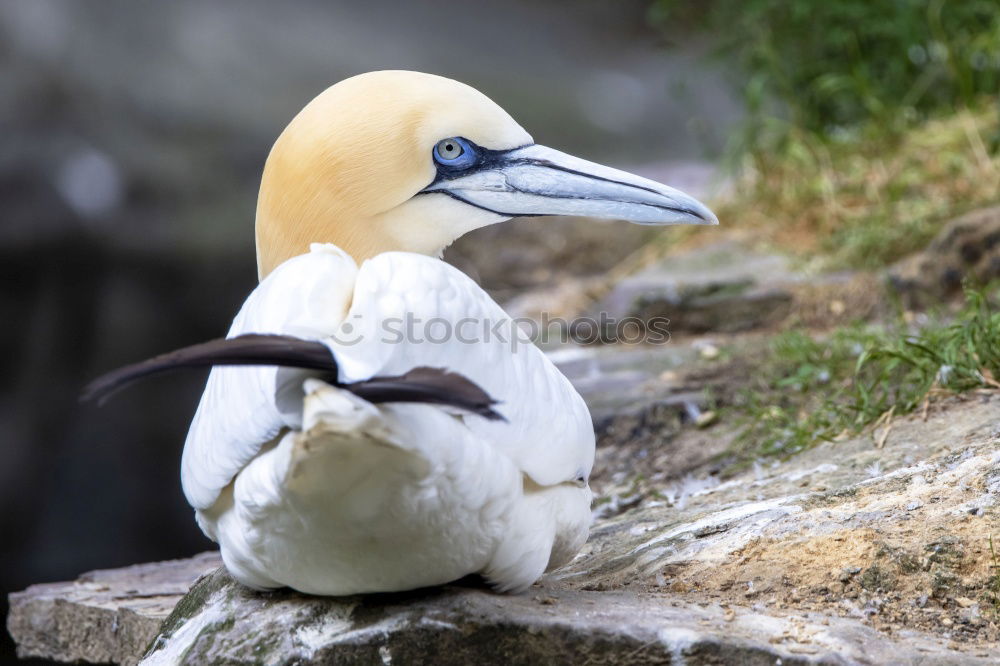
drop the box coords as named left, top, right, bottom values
left=85, top=70, right=717, bottom=595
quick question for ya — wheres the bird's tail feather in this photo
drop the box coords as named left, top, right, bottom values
left=81, top=333, right=504, bottom=421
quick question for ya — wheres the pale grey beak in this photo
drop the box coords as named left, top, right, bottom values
left=421, top=144, right=718, bottom=226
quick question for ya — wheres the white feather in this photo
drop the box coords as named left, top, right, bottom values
left=183, top=244, right=594, bottom=593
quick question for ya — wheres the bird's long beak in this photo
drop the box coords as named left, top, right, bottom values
left=421, top=144, right=718, bottom=226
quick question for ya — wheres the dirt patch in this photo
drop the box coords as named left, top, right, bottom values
left=662, top=522, right=1000, bottom=645
left=782, top=271, right=886, bottom=330
left=574, top=396, right=1000, bottom=653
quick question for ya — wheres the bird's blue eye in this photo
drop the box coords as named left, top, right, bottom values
left=433, top=137, right=477, bottom=169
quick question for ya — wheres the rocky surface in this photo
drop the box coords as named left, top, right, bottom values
left=596, top=240, right=884, bottom=334
left=8, top=369, right=999, bottom=664
left=7, top=552, right=220, bottom=665
left=138, top=567, right=997, bottom=665
left=503, top=239, right=885, bottom=339
left=889, top=205, right=1000, bottom=308
left=578, top=392, right=1000, bottom=650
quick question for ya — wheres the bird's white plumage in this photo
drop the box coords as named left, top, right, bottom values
left=183, top=244, right=595, bottom=593
left=116, top=71, right=718, bottom=596
left=181, top=244, right=359, bottom=510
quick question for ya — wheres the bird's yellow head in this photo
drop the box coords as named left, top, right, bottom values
left=256, top=70, right=716, bottom=279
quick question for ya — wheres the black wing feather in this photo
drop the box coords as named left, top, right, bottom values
left=347, top=367, right=504, bottom=421
left=81, top=334, right=503, bottom=421
left=81, top=334, right=338, bottom=405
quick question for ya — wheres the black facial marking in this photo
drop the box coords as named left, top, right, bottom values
left=418, top=142, right=708, bottom=222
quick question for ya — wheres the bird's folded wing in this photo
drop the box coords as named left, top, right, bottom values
left=182, top=244, right=359, bottom=509
left=327, top=251, right=595, bottom=488
left=182, top=244, right=595, bottom=511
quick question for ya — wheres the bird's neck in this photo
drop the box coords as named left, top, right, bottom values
left=255, top=206, right=451, bottom=280
left=254, top=157, right=407, bottom=279
left=257, top=213, right=370, bottom=280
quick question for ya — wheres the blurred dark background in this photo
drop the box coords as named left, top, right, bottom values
left=0, top=1, right=739, bottom=662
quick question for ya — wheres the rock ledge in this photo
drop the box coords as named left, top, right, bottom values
left=8, top=553, right=995, bottom=665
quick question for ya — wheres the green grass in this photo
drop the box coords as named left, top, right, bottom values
left=652, top=0, right=1000, bottom=151
left=645, top=0, right=1000, bottom=271
left=714, top=107, right=1000, bottom=270
left=854, top=287, right=1000, bottom=415
left=730, top=325, right=879, bottom=457
left=640, top=106, right=999, bottom=276
left=729, top=285, right=1000, bottom=458
left=987, top=534, right=1000, bottom=616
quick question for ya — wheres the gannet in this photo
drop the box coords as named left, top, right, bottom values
left=87, top=71, right=717, bottom=595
